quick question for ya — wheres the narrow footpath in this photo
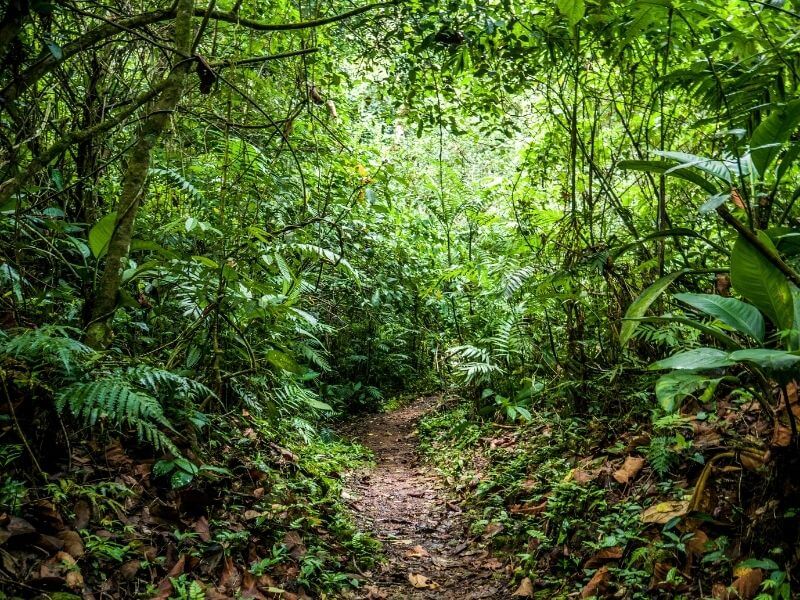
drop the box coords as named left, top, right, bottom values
left=340, top=397, right=512, bottom=599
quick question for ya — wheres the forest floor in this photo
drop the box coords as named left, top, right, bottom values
left=339, top=396, right=512, bottom=599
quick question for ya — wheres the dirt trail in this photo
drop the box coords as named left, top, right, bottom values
left=340, top=396, right=511, bottom=599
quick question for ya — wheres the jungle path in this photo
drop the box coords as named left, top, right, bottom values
left=340, top=396, right=512, bottom=599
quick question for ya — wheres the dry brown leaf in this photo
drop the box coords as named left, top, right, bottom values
left=403, top=545, right=430, bottom=558
left=732, top=567, right=763, bottom=600
left=573, top=469, right=599, bottom=484
left=482, top=557, right=503, bottom=571
left=641, top=500, right=689, bottom=524
left=153, top=555, right=186, bottom=600
left=119, top=559, right=140, bottom=581
left=686, top=530, right=710, bottom=556
left=771, top=424, right=792, bottom=447
left=740, top=450, right=770, bottom=471
left=512, top=577, right=534, bottom=597
left=73, top=500, right=91, bottom=530
left=243, top=510, right=264, bottom=521
left=194, top=516, right=211, bottom=542
left=712, top=583, right=730, bottom=599
left=253, top=487, right=265, bottom=499
left=219, top=555, right=241, bottom=592
left=364, top=585, right=390, bottom=599
left=613, top=456, right=645, bottom=484
left=58, top=529, right=85, bottom=558
left=584, top=546, right=623, bottom=569
left=483, top=522, right=504, bottom=537
left=510, top=501, right=548, bottom=516
left=408, top=573, right=439, bottom=589
left=283, top=531, right=307, bottom=560
left=581, top=566, right=610, bottom=598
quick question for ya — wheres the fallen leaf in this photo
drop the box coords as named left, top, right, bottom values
left=740, top=450, right=770, bottom=471
left=641, top=500, right=689, bottom=524
left=253, top=487, right=265, bottom=499
left=283, top=531, right=307, bottom=560
left=483, top=522, right=504, bottom=538
left=73, top=500, right=91, bottom=530
left=482, top=557, right=503, bottom=570
left=119, top=559, right=140, bottom=580
left=581, top=566, right=610, bottom=598
left=364, top=584, right=390, bottom=599
left=771, top=424, right=792, bottom=447
left=512, top=577, right=534, bottom=597
left=584, top=546, right=623, bottom=569
left=510, top=501, right=547, bottom=516
left=403, top=545, right=430, bottom=558
left=732, top=567, right=763, bottom=600
left=408, top=573, right=439, bottom=589
left=573, top=469, right=599, bottom=484
left=686, top=530, right=710, bottom=556
left=193, top=516, right=211, bottom=542
left=58, top=530, right=84, bottom=558
left=613, top=456, right=645, bottom=484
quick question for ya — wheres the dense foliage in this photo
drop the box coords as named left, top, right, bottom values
left=2, top=0, right=800, bottom=597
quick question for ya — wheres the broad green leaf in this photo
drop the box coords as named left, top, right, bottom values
left=556, top=0, right=585, bottom=26
left=304, top=397, right=334, bottom=411
left=152, top=460, right=174, bottom=477
left=266, top=349, right=302, bottom=373
left=730, top=232, right=793, bottom=330
left=620, top=271, right=684, bottom=345
left=171, top=469, right=194, bottom=489
left=728, top=349, right=800, bottom=371
left=650, top=348, right=734, bottom=371
left=653, top=150, right=732, bottom=184
left=88, top=212, right=117, bottom=258
left=655, top=372, right=718, bottom=413
left=673, top=293, right=764, bottom=342
left=626, top=316, right=741, bottom=350
left=749, top=100, right=800, bottom=177
left=618, top=160, right=719, bottom=194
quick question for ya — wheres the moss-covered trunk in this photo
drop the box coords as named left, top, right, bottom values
left=85, top=0, right=195, bottom=348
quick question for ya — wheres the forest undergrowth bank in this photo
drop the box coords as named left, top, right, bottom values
left=4, top=0, right=800, bottom=598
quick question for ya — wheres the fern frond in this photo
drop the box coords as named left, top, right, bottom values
left=1, top=326, right=93, bottom=374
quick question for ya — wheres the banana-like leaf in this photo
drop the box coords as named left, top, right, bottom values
left=620, top=271, right=685, bottom=345
left=730, top=232, right=793, bottom=331
left=749, top=100, right=800, bottom=177
left=673, top=293, right=764, bottom=342
left=655, top=372, right=723, bottom=413
left=728, top=349, right=800, bottom=370
left=650, top=347, right=734, bottom=370
left=618, top=159, right=719, bottom=194
left=624, top=315, right=742, bottom=350
left=88, top=212, right=117, bottom=258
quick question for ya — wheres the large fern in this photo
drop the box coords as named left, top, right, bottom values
left=56, top=378, right=179, bottom=454
left=1, top=326, right=94, bottom=374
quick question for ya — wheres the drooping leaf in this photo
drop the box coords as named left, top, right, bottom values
left=653, top=150, right=733, bottom=184
left=618, top=160, right=719, bottom=194
left=556, top=0, right=585, bottom=27
left=655, top=372, right=719, bottom=412
left=749, top=100, right=800, bottom=177
left=88, top=212, right=117, bottom=258
left=650, top=348, right=734, bottom=371
left=620, top=271, right=684, bottom=345
left=673, top=293, right=765, bottom=342
left=730, top=232, right=793, bottom=330
left=728, top=349, right=800, bottom=371
left=626, top=316, right=741, bottom=350
left=266, top=349, right=303, bottom=373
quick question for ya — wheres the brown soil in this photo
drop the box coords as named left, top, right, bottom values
left=339, top=396, right=512, bottom=599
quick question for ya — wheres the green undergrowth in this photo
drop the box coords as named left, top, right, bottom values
left=0, top=403, right=380, bottom=599
left=416, top=397, right=793, bottom=600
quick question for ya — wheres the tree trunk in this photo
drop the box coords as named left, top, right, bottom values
left=85, top=0, right=194, bottom=348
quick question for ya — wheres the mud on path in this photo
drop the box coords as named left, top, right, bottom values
left=339, top=396, right=512, bottom=599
